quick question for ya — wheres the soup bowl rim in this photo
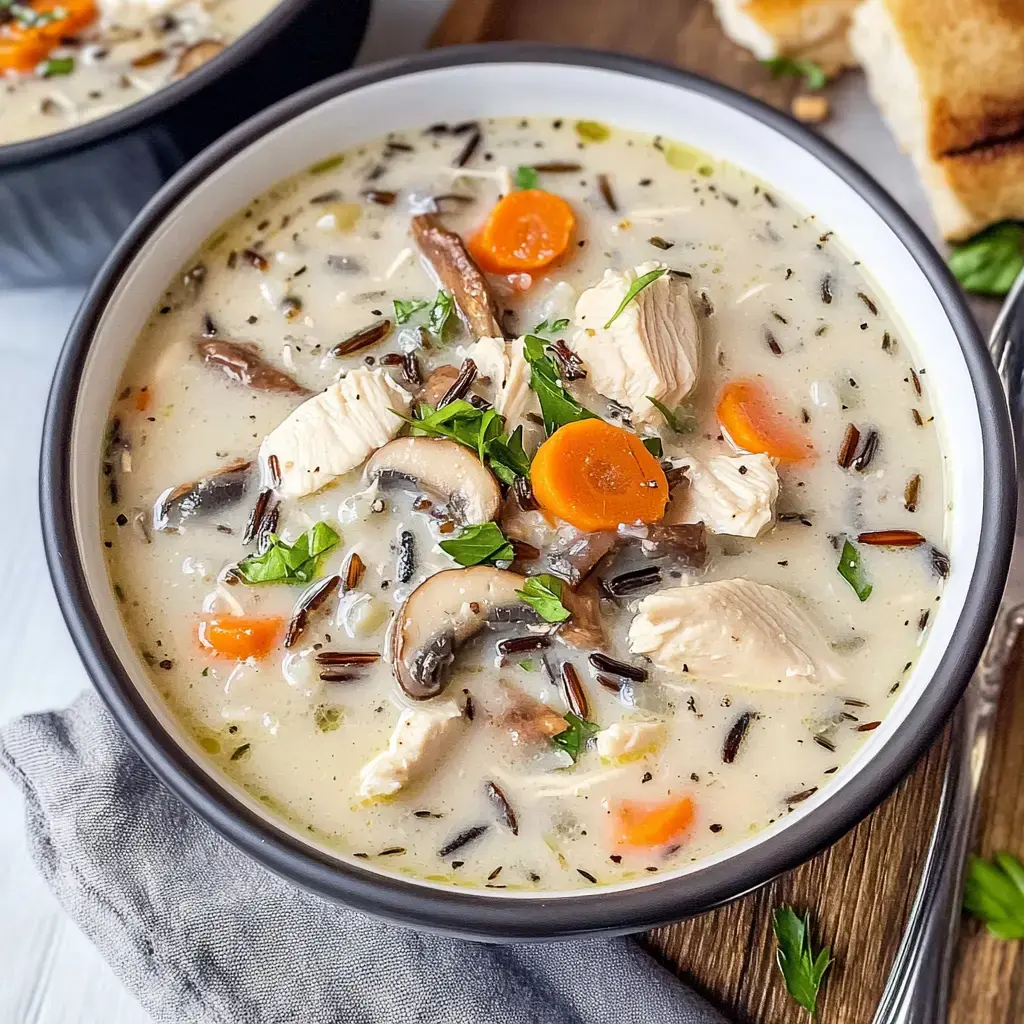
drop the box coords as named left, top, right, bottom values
left=0, top=0, right=321, bottom=169
left=40, top=43, right=1016, bottom=940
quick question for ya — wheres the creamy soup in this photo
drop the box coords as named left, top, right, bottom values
left=102, top=116, right=949, bottom=891
left=0, top=0, right=278, bottom=145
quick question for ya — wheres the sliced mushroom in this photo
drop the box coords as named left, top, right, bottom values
left=364, top=437, right=501, bottom=525
left=195, top=338, right=309, bottom=395
left=490, top=681, right=568, bottom=743
left=548, top=528, right=618, bottom=589
left=618, top=522, right=708, bottom=566
left=174, top=39, right=225, bottom=79
left=152, top=457, right=252, bottom=530
left=388, top=567, right=538, bottom=699
left=411, top=213, right=504, bottom=338
left=419, top=364, right=460, bottom=408
left=557, top=575, right=607, bottom=651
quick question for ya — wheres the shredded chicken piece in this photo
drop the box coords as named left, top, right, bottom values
left=357, top=700, right=464, bottom=800
left=629, top=579, right=843, bottom=692
left=570, top=261, right=700, bottom=426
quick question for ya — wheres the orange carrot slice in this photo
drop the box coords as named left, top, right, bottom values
left=530, top=418, right=668, bottom=532
left=611, top=797, right=696, bottom=848
left=716, top=379, right=814, bottom=462
left=197, top=615, right=284, bottom=661
left=468, top=189, right=575, bottom=273
left=0, top=0, right=98, bottom=73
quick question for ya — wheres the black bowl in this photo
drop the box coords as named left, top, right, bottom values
left=41, top=45, right=1015, bottom=940
left=0, top=0, right=369, bottom=286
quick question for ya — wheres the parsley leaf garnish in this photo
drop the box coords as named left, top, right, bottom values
left=949, top=223, right=1024, bottom=297
left=522, top=334, right=596, bottom=436
left=647, top=396, right=681, bottom=432
left=837, top=538, right=872, bottom=601
left=314, top=705, right=343, bottom=733
left=642, top=436, right=663, bottom=457
left=603, top=266, right=668, bottom=328
left=402, top=402, right=531, bottom=482
left=235, top=522, right=339, bottom=585
left=439, top=522, right=515, bottom=567
left=964, top=851, right=1024, bottom=939
left=552, top=712, right=600, bottom=762
left=772, top=907, right=832, bottom=1015
left=532, top=317, right=571, bottom=335
left=516, top=573, right=571, bottom=623
left=393, top=297, right=429, bottom=324
left=514, top=165, right=539, bottom=190
left=760, top=56, right=827, bottom=90
left=486, top=424, right=531, bottom=484
left=40, top=56, right=74, bottom=77
left=427, top=289, right=455, bottom=338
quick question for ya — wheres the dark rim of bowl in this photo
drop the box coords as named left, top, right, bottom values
left=0, top=0, right=328, bottom=170
left=40, top=44, right=1016, bottom=941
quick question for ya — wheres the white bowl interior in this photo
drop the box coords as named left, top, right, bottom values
left=68, top=61, right=982, bottom=898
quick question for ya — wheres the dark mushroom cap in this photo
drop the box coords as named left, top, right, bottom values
left=364, top=436, right=501, bottom=525
left=389, top=567, right=537, bottom=699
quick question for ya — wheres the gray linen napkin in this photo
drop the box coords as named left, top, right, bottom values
left=0, top=692, right=729, bottom=1024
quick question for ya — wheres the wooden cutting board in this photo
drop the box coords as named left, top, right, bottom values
left=430, top=3, right=1024, bottom=1021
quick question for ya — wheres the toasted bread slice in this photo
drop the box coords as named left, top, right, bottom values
left=711, top=0, right=860, bottom=69
left=851, top=0, right=1024, bottom=239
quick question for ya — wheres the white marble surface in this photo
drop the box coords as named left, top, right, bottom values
left=0, top=19, right=964, bottom=1024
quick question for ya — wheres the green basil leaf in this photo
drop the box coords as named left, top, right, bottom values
left=427, top=289, right=455, bottom=339
left=235, top=523, right=340, bottom=585
left=551, top=711, right=600, bottom=762
left=837, top=538, right=872, bottom=601
left=760, top=56, right=827, bottom=90
left=439, top=522, right=515, bottom=567
left=515, top=165, right=539, bottom=190
left=948, top=223, right=1024, bottom=297
left=642, top=436, right=663, bottom=458
left=393, top=297, right=429, bottom=324
left=963, top=852, right=1024, bottom=939
left=40, top=56, right=74, bottom=77
left=603, top=267, right=668, bottom=328
left=772, top=907, right=833, bottom=1015
left=533, top=319, right=550, bottom=334
left=516, top=573, right=571, bottom=623
left=522, top=334, right=597, bottom=436
left=550, top=318, right=571, bottom=333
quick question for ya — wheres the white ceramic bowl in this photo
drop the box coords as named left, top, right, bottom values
left=41, top=46, right=1016, bottom=940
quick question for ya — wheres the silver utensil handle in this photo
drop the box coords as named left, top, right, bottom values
left=871, top=605, right=1024, bottom=1024
left=873, top=269, right=1024, bottom=1024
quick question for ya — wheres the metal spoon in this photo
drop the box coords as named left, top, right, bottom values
left=873, top=270, right=1024, bottom=1024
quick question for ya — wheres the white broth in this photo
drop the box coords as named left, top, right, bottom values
left=0, top=0, right=279, bottom=145
left=102, top=116, right=948, bottom=891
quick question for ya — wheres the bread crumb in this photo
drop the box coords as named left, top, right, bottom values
left=792, top=95, right=829, bottom=124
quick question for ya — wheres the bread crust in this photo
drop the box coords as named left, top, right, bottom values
left=881, top=0, right=1024, bottom=159
left=712, top=0, right=859, bottom=66
left=853, top=0, right=1024, bottom=239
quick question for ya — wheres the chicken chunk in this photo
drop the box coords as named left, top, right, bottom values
left=664, top=452, right=779, bottom=537
left=570, top=261, right=700, bottom=426
left=465, top=336, right=539, bottom=431
left=629, top=579, right=843, bottom=692
left=357, top=700, right=464, bottom=800
left=260, top=367, right=411, bottom=498
left=595, top=721, right=664, bottom=760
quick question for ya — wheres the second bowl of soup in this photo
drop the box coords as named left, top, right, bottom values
left=42, top=47, right=1014, bottom=938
